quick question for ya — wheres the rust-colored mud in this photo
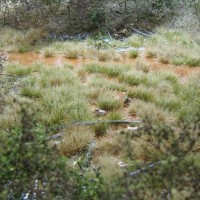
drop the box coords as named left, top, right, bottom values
left=7, top=52, right=93, bottom=67
left=144, top=57, right=200, bottom=77
left=8, top=52, right=200, bottom=77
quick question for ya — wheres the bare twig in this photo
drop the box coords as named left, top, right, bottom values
left=131, top=28, right=154, bottom=37
left=73, top=120, right=142, bottom=126
left=46, top=120, right=142, bottom=140
left=129, top=161, right=163, bottom=177
left=0, top=73, right=17, bottom=77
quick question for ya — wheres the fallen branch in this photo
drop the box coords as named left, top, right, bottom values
left=73, top=120, right=142, bottom=126
left=46, top=120, right=142, bottom=140
left=0, top=73, right=17, bottom=77
left=131, top=28, right=153, bottom=37
left=129, top=161, right=163, bottom=177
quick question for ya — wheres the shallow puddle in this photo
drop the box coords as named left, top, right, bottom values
left=7, top=52, right=93, bottom=67
left=7, top=52, right=200, bottom=78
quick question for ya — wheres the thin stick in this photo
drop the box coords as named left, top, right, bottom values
left=0, top=73, right=17, bottom=77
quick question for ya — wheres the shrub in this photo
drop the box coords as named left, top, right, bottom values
left=0, top=107, right=74, bottom=199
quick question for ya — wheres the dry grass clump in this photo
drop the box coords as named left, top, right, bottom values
left=24, top=28, right=47, bottom=45
left=96, top=49, right=113, bottom=62
left=97, top=155, right=123, bottom=182
left=41, top=46, right=57, bottom=57
left=90, top=48, right=122, bottom=62
left=121, top=136, right=162, bottom=161
left=0, top=28, right=46, bottom=52
left=59, top=126, right=94, bottom=156
left=63, top=42, right=89, bottom=58
left=129, top=99, right=175, bottom=124
left=94, top=131, right=122, bottom=156
left=134, top=59, right=151, bottom=73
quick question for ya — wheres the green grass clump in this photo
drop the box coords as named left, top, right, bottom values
left=93, top=123, right=109, bottom=136
left=21, top=87, right=42, bottom=98
left=4, top=63, right=38, bottom=76
left=97, top=91, right=122, bottom=111
left=119, top=70, right=147, bottom=86
left=39, top=68, right=75, bottom=87
left=84, top=63, right=131, bottom=77
left=41, top=85, right=92, bottom=125
left=128, top=86, right=155, bottom=102
left=89, top=75, right=127, bottom=92
left=185, top=57, right=200, bottom=67
left=129, top=50, right=139, bottom=58
left=126, top=34, right=145, bottom=47
left=107, top=112, right=123, bottom=121
left=155, top=96, right=182, bottom=112
left=17, top=44, right=31, bottom=53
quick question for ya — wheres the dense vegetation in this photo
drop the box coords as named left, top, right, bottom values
left=0, top=0, right=200, bottom=34
left=0, top=1, right=200, bottom=199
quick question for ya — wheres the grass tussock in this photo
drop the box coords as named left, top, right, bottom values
left=5, top=63, right=40, bottom=76
left=0, top=28, right=47, bottom=53
left=126, top=34, right=145, bottom=47
left=40, top=84, right=92, bottom=125
left=134, top=59, right=151, bottom=73
left=93, top=123, right=109, bottom=136
left=41, top=46, right=57, bottom=57
left=128, top=86, right=155, bottom=102
left=59, top=126, right=94, bottom=156
left=119, top=70, right=147, bottom=86
left=97, top=155, right=123, bottom=182
left=63, top=42, right=88, bottom=58
left=84, top=63, right=131, bottom=77
left=21, top=86, right=42, bottom=98
left=129, top=50, right=139, bottom=58
left=129, top=99, right=175, bottom=124
left=97, top=91, right=122, bottom=111
left=145, top=28, right=200, bottom=67
left=88, top=75, right=127, bottom=92
left=107, top=111, right=123, bottom=121
left=93, top=49, right=122, bottom=62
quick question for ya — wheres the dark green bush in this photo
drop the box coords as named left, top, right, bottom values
left=0, top=107, right=74, bottom=199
